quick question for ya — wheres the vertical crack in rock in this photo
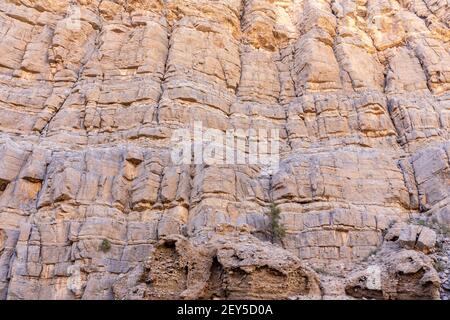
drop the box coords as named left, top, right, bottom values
left=38, top=1, right=106, bottom=138
left=153, top=4, right=171, bottom=125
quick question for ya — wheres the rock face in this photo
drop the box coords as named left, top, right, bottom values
left=113, top=232, right=321, bottom=300
left=0, top=0, right=449, bottom=300
left=345, top=248, right=441, bottom=300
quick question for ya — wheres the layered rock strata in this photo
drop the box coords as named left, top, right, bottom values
left=0, top=0, right=449, bottom=299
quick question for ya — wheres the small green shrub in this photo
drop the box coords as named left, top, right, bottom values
left=441, top=225, right=450, bottom=237
left=311, top=266, right=334, bottom=276
left=312, top=267, right=326, bottom=274
left=265, top=202, right=286, bottom=244
left=100, top=239, right=112, bottom=253
left=435, top=240, right=444, bottom=253
left=433, top=260, right=446, bottom=273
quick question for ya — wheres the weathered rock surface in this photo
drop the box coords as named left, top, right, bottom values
left=385, top=223, right=438, bottom=254
left=345, top=248, right=441, bottom=300
left=113, top=231, right=321, bottom=300
left=0, top=0, right=449, bottom=299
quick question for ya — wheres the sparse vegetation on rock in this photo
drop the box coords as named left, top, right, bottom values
left=265, top=203, right=286, bottom=244
left=100, top=239, right=112, bottom=253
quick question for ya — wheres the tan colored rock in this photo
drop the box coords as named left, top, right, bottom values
left=398, top=224, right=437, bottom=254
left=0, top=0, right=448, bottom=300
left=113, top=233, right=321, bottom=300
left=345, top=249, right=440, bottom=300
left=416, top=227, right=437, bottom=253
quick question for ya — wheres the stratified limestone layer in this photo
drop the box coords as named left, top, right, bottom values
left=0, top=0, right=449, bottom=299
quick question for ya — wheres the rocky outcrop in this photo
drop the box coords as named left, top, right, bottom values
left=345, top=248, right=441, bottom=300
left=0, top=0, right=449, bottom=299
left=113, top=231, right=321, bottom=300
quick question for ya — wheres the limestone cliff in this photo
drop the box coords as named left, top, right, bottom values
left=0, top=0, right=449, bottom=300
